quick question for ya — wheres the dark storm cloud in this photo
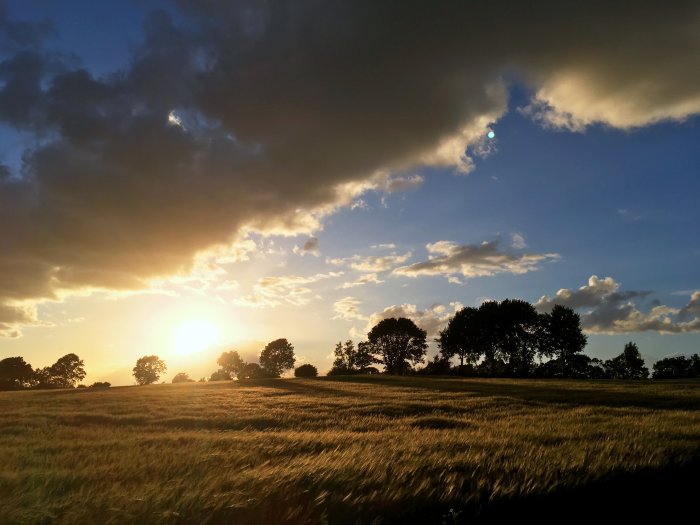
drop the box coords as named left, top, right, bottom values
left=1, top=1, right=700, bottom=334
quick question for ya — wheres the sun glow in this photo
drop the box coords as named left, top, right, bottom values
left=172, top=319, right=221, bottom=357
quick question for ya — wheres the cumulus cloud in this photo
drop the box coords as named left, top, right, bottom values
left=394, top=240, right=559, bottom=280
left=365, top=302, right=464, bottom=339
left=1, top=1, right=700, bottom=334
left=536, top=276, right=700, bottom=334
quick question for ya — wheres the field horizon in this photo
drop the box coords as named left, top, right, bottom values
left=2, top=376, right=700, bottom=524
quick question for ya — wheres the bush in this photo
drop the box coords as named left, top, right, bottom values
left=89, top=382, right=111, bottom=388
left=172, top=372, right=194, bottom=383
left=294, top=364, right=318, bottom=378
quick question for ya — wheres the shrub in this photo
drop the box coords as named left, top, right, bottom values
left=294, top=364, right=318, bottom=378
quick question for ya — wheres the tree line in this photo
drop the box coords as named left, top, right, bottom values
left=2, top=299, right=699, bottom=390
left=327, top=300, right=698, bottom=380
left=0, top=353, right=95, bottom=390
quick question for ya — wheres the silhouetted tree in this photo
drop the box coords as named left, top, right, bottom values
left=89, top=381, right=111, bottom=388
left=294, top=364, right=318, bottom=378
left=368, top=317, right=427, bottom=374
left=496, top=299, right=540, bottom=376
left=329, top=339, right=376, bottom=375
left=330, top=340, right=353, bottom=374
left=133, top=355, right=167, bottom=385
left=437, top=306, right=481, bottom=368
left=0, top=356, right=34, bottom=390
left=44, top=353, right=86, bottom=388
left=172, top=372, right=193, bottom=383
left=652, top=354, right=700, bottom=379
left=539, top=305, right=588, bottom=377
left=209, top=369, right=230, bottom=381
left=475, top=301, right=502, bottom=376
left=259, top=338, right=295, bottom=378
left=605, top=342, right=649, bottom=379
left=237, top=362, right=269, bottom=380
left=417, top=354, right=452, bottom=375
left=217, top=350, right=245, bottom=379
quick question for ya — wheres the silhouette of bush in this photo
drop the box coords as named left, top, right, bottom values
left=294, top=364, right=318, bottom=378
left=90, top=382, right=111, bottom=388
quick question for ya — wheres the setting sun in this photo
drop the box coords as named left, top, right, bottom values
left=172, top=320, right=221, bottom=357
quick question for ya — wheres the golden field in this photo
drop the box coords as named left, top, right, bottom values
left=1, top=376, right=699, bottom=524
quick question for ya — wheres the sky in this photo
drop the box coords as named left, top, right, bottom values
left=0, top=1, right=699, bottom=385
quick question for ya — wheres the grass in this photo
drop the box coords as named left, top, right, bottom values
left=1, top=376, right=700, bottom=524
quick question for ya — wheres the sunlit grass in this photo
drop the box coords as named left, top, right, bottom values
left=1, top=376, right=699, bottom=524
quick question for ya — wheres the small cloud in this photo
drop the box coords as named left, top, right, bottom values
left=340, top=273, right=383, bottom=289
left=332, top=297, right=367, bottom=321
left=511, top=233, right=526, bottom=250
left=293, top=236, right=320, bottom=257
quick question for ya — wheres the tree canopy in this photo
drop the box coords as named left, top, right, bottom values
left=604, top=342, right=649, bottom=379
left=217, top=350, right=245, bottom=379
left=368, top=317, right=427, bottom=374
left=329, top=340, right=375, bottom=375
left=0, top=356, right=34, bottom=390
left=259, top=338, right=296, bottom=378
left=539, top=305, right=588, bottom=378
left=133, top=355, right=167, bottom=385
left=652, top=354, right=700, bottom=379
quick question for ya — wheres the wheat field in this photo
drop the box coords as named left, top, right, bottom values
left=1, top=376, right=699, bottom=524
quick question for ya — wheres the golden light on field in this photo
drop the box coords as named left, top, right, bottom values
left=172, top=319, right=221, bottom=357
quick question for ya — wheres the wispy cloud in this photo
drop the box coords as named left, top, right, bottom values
left=393, top=240, right=559, bottom=280
left=234, top=272, right=343, bottom=308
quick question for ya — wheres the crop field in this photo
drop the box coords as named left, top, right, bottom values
left=1, top=376, right=700, bottom=524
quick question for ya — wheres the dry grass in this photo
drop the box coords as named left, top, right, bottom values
left=1, top=376, right=699, bottom=524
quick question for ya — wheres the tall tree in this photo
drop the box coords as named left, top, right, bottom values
left=217, top=350, right=245, bottom=379
left=475, top=301, right=502, bottom=376
left=605, top=342, right=649, bottom=379
left=133, top=355, right=167, bottom=385
left=494, top=299, right=540, bottom=377
left=539, top=305, right=588, bottom=378
left=331, top=340, right=354, bottom=373
left=259, top=338, right=295, bottom=378
left=329, top=340, right=376, bottom=375
left=355, top=341, right=375, bottom=370
left=437, top=306, right=482, bottom=368
left=48, top=353, right=86, bottom=388
left=368, top=317, right=427, bottom=374
left=0, top=357, right=34, bottom=390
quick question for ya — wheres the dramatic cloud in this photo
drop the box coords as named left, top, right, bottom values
left=394, top=241, right=559, bottom=280
left=1, top=1, right=700, bottom=334
left=366, top=302, right=463, bottom=339
left=536, top=276, right=700, bottom=334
